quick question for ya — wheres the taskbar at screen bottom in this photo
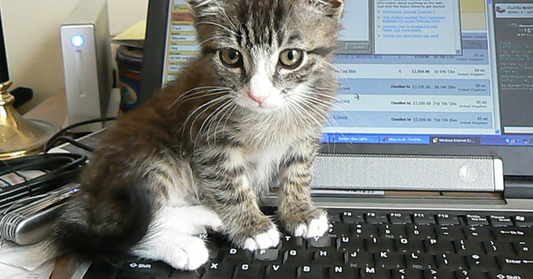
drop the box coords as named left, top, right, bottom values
left=321, top=133, right=533, bottom=147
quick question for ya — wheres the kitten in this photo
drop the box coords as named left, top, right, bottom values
left=55, top=0, right=344, bottom=271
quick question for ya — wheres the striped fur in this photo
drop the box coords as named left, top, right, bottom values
left=54, top=0, right=344, bottom=270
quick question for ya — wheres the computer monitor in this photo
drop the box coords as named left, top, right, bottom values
left=141, top=0, right=533, bottom=175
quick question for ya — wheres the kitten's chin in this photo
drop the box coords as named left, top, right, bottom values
left=240, top=103, right=283, bottom=114
left=235, top=98, right=285, bottom=114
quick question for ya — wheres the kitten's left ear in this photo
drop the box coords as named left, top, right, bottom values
left=308, top=0, right=345, bottom=19
left=186, top=0, right=221, bottom=17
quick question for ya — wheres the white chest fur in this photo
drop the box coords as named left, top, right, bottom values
left=247, top=143, right=289, bottom=194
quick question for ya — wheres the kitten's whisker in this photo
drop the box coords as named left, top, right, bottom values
left=169, top=88, right=230, bottom=110
left=167, top=85, right=228, bottom=108
left=300, top=92, right=350, bottom=128
left=288, top=99, right=322, bottom=128
left=195, top=21, right=239, bottom=36
left=181, top=95, right=230, bottom=142
left=220, top=9, right=238, bottom=33
left=302, top=90, right=373, bottom=128
left=322, top=62, right=355, bottom=94
left=201, top=99, right=233, bottom=146
left=220, top=105, right=238, bottom=139
left=199, top=36, right=228, bottom=46
left=299, top=99, right=330, bottom=124
left=190, top=96, right=232, bottom=147
left=210, top=101, right=236, bottom=145
left=323, top=61, right=342, bottom=73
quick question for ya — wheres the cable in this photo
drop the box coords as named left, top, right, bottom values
left=0, top=153, right=86, bottom=211
left=46, top=136, right=95, bottom=153
left=1, top=118, right=113, bottom=211
left=44, top=117, right=116, bottom=152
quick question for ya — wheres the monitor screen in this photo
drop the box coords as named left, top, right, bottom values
left=152, top=0, right=533, bottom=149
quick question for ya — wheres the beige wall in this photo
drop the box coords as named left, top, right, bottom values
left=1, top=0, right=149, bottom=113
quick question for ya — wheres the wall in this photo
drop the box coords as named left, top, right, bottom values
left=1, top=0, right=149, bottom=113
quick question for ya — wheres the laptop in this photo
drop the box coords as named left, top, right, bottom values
left=77, top=0, right=533, bottom=278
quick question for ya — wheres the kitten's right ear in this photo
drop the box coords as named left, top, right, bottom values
left=186, top=0, right=221, bottom=17
left=307, top=0, right=345, bottom=19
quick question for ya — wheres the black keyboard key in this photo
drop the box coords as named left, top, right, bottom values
left=455, top=270, right=488, bottom=279
left=464, top=226, right=493, bottom=241
left=435, top=253, right=467, bottom=270
left=436, top=213, right=460, bottom=226
left=465, top=214, right=489, bottom=226
left=396, top=238, right=424, bottom=254
left=328, top=265, right=358, bottom=279
left=497, top=256, right=533, bottom=274
left=389, top=212, right=412, bottom=225
left=487, top=271, right=530, bottom=279
left=283, top=249, right=313, bottom=265
left=233, top=264, right=265, bottom=279
left=117, top=261, right=172, bottom=279
left=423, top=269, right=455, bottom=279
left=453, top=239, right=485, bottom=255
left=379, top=224, right=408, bottom=239
left=326, top=210, right=342, bottom=223
left=345, top=250, right=374, bottom=268
left=366, top=237, right=395, bottom=253
left=223, top=248, right=253, bottom=264
left=297, top=265, right=325, bottom=279
left=312, top=249, right=344, bottom=266
left=489, top=215, right=514, bottom=227
left=375, top=251, right=405, bottom=269
left=352, top=224, right=379, bottom=238
left=406, top=224, right=436, bottom=240
left=308, top=236, right=333, bottom=249
left=514, top=215, right=533, bottom=227
left=337, top=235, right=364, bottom=252
left=281, top=236, right=305, bottom=250
left=465, top=254, right=499, bottom=272
left=328, top=223, right=350, bottom=237
left=169, top=270, right=201, bottom=279
left=405, top=252, right=437, bottom=270
left=360, top=266, right=392, bottom=279
left=255, top=249, right=282, bottom=264
left=493, top=227, right=531, bottom=241
left=366, top=212, right=388, bottom=224
left=424, top=238, right=455, bottom=254
left=435, top=226, right=464, bottom=240
left=412, top=212, right=436, bottom=225
left=342, top=211, right=365, bottom=223
left=391, top=268, right=423, bottom=279
left=265, top=264, right=296, bottom=279
left=202, top=261, right=234, bottom=279
left=483, top=240, right=515, bottom=257
left=513, top=241, right=533, bottom=257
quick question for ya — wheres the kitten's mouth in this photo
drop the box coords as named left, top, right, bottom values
left=235, top=98, right=282, bottom=114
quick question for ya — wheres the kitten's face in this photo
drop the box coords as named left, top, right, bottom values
left=189, top=0, right=344, bottom=114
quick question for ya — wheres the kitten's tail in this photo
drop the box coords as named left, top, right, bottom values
left=53, top=182, right=152, bottom=264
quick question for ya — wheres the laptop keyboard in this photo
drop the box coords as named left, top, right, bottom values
left=86, top=209, right=533, bottom=279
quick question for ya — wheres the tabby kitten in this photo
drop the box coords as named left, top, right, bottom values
left=55, top=0, right=344, bottom=270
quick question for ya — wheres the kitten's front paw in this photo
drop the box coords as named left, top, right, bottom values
left=293, top=212, right=329, bottom=238
left=242, top=223, right=280, bottom=250
left=167, top=237, right=210, bottom=271
left=284, top=209, right=329, bottom=239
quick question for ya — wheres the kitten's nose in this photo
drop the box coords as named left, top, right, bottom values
left=247, top=89, right=270, bottom=105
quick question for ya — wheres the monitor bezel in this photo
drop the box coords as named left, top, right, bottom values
left=142, top=0, right=533, bottom=177
left=140, top=0, right=171, bottom=104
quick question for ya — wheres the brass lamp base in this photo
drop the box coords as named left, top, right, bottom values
left=0, top=80, right=60, bottom=160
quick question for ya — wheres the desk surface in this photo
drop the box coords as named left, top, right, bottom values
left=24, top=90, right=68, bottom=128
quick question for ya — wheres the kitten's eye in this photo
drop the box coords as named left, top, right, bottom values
left=219, top=48, right=243, bottom=68
left=279, top=49, right=304, bottom=69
